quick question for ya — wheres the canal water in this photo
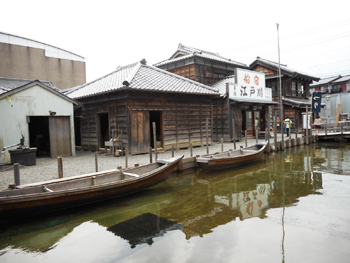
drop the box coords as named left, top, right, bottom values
left=0, top=142, right=349, bottom=263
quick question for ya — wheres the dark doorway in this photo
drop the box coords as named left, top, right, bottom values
left=29, top=116, right=50, bottom=156
left=149, top=111, right=162, bottom=148
left=74, top=117, right=81, bottom=146
left=98, top=113, right=109, bottom=148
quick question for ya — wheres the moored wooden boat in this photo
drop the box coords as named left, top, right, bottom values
left=196, top=142, right=267, bottom=171
left=0, top=155, right=183, bottom=221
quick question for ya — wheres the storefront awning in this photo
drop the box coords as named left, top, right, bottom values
left=230, top=98, right=278, bottom=105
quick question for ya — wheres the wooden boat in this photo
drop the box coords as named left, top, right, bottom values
left=0, top=155, right=183, bottom=221
left=196, top=142, right=267, bottom=171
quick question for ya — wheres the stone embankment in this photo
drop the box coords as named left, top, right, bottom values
left=0, top=134, right=316, bottom=190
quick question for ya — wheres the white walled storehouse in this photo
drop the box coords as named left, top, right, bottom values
left=0, top=80, right=78, bottom=163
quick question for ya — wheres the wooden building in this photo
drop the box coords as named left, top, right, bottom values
left=249, top=57, right=320, bottom=131
left=154, top=44, right=247, bottom=86
left=66, top=60, right=220, bottom=154
left=211, top=69, right=278, bottom=141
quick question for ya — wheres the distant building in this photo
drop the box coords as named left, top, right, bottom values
left=311, top=75, right=350, bottom=124
left=0, top=31, right=86, bottom=90
left=249, top=57, right=320, bottom=130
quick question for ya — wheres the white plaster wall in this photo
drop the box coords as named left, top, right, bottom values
left=0, top=85, right=75, bottom=163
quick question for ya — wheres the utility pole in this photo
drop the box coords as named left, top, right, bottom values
left=277, top=23, right=284, bottom=150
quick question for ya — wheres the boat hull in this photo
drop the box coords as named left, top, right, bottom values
left=196, top=143, right=267, bottom=171
left=0, top=156, right=183, bottom=221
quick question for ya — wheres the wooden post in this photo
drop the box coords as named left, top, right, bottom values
left=267, top=107, right=271, bottom=153
left=125, top=148, right=128, bottom=168
left=310, top=112, right=313, bottom=143
left=206, top=118, right=209, bottom=154
left=14, top=163, right=20, bottom=186
left=306, top=106, right=309, bottom=145
left=95, top=152, right=98, bottom=172
left=341, top=122, right=344, bottom=141
left=256, top=131, right=259, bottom=144
left=232, top=118, right=236, bottom=150
left=58, top=156, right=63, bottom=178
left=245, top=130, right=248, bottom=147
left=149, top=147, right=152, bottom=163
left=221, top=138, right=224, bottom=152
left=334, top=104, right=341, bottom=127
left=274, top=116, right=277, bottom=151
left=171, top=145, right=174, bottom=157
left=325, top=122, right=328, bottom=138
left=295, top=118, right=298, bottom=142
left=153, top=122, right=158, bottom=161
left=289, top=119, right=292, bottom=144
left=190, top=142, right=193, bottom=157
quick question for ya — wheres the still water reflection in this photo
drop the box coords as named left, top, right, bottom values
left=1, top=142, right=350, bottom=263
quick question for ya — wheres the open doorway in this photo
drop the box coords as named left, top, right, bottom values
left=74, top=117, right=81, bottom=146
left=149, top=111, right=162, bottom=148
left=98, top=113, right=109, bottom=148
left=29, top=116, right=50, bottom=156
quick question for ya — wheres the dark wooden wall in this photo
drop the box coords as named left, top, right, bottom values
left=78, top=91, right=213, bottom=154
left=212, top=98, right=230, bottom=141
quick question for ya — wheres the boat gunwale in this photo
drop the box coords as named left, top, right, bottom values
left=196, top=142, right=267, bottom=164
left=0, top=155, right=183, bottom=202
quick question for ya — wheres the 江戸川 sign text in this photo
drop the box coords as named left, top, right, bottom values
left=229, top=84, right=272, bottom=101
left=229, top=68, right=272, bottom=101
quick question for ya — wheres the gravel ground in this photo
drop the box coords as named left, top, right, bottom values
left=0, top=135, right=292, bottom=190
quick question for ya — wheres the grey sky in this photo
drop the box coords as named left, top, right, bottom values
left=2, top=0, right=349, bottom=82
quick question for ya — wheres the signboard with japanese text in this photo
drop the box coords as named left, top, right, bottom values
left=312, top=92, right=322, bottom=113
left=228, top=68, right=272, bottom=101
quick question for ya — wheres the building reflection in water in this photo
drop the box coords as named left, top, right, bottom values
left=107, top=213, right=184, bottom=248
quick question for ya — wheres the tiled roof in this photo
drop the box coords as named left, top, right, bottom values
left=250, top=57, right=320, bottom=81
left=310, top=75, right=342, bottom=87
left=0, top=80, right=78, bottom=105
left=0, top=86, right=10, bottom=95
left=211, top=75, right=236, bottom=96
left=66, top=60, right=220, bottom=99
left=0, top=77, right=59, bottom=91
left=154, top=43, right=247, bottom=68
left=283, top=97, right=310, bottom=105
left=333, top=75, right=350, bottom=84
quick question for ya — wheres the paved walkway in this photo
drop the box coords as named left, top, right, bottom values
left=0, top=133, right=303, bottom=190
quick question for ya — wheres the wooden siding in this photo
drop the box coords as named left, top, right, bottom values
left=78, top=92, right=213, bottom=154
left=168, top=64, right=229, bottom=87
left=49, top=116, right=72, bottom=157
left=252, top=65, right=277, bottom=76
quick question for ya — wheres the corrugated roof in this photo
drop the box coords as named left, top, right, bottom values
left=250, top=57, right=319, bottom=81
left=66, top=60, right=220, bottom=99
left=154, top=43, right=247, bottom=68
left=0, top=77, right=59, bottom=91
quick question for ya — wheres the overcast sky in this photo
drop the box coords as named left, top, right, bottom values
left=2, top=0, right=350, bottom=83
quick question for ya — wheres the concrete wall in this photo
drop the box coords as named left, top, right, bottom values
left=0, top=84, right=75, bottom=163
left=0, top=42, right=86, bottom=90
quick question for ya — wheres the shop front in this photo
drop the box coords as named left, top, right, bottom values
left=228, top=68, right=277, bottom=138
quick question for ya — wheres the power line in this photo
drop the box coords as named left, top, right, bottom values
left=222, top=17, right=350, bottom=54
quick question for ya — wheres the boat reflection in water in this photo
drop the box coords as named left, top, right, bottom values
left=0, top=143, right=349, bottom=263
